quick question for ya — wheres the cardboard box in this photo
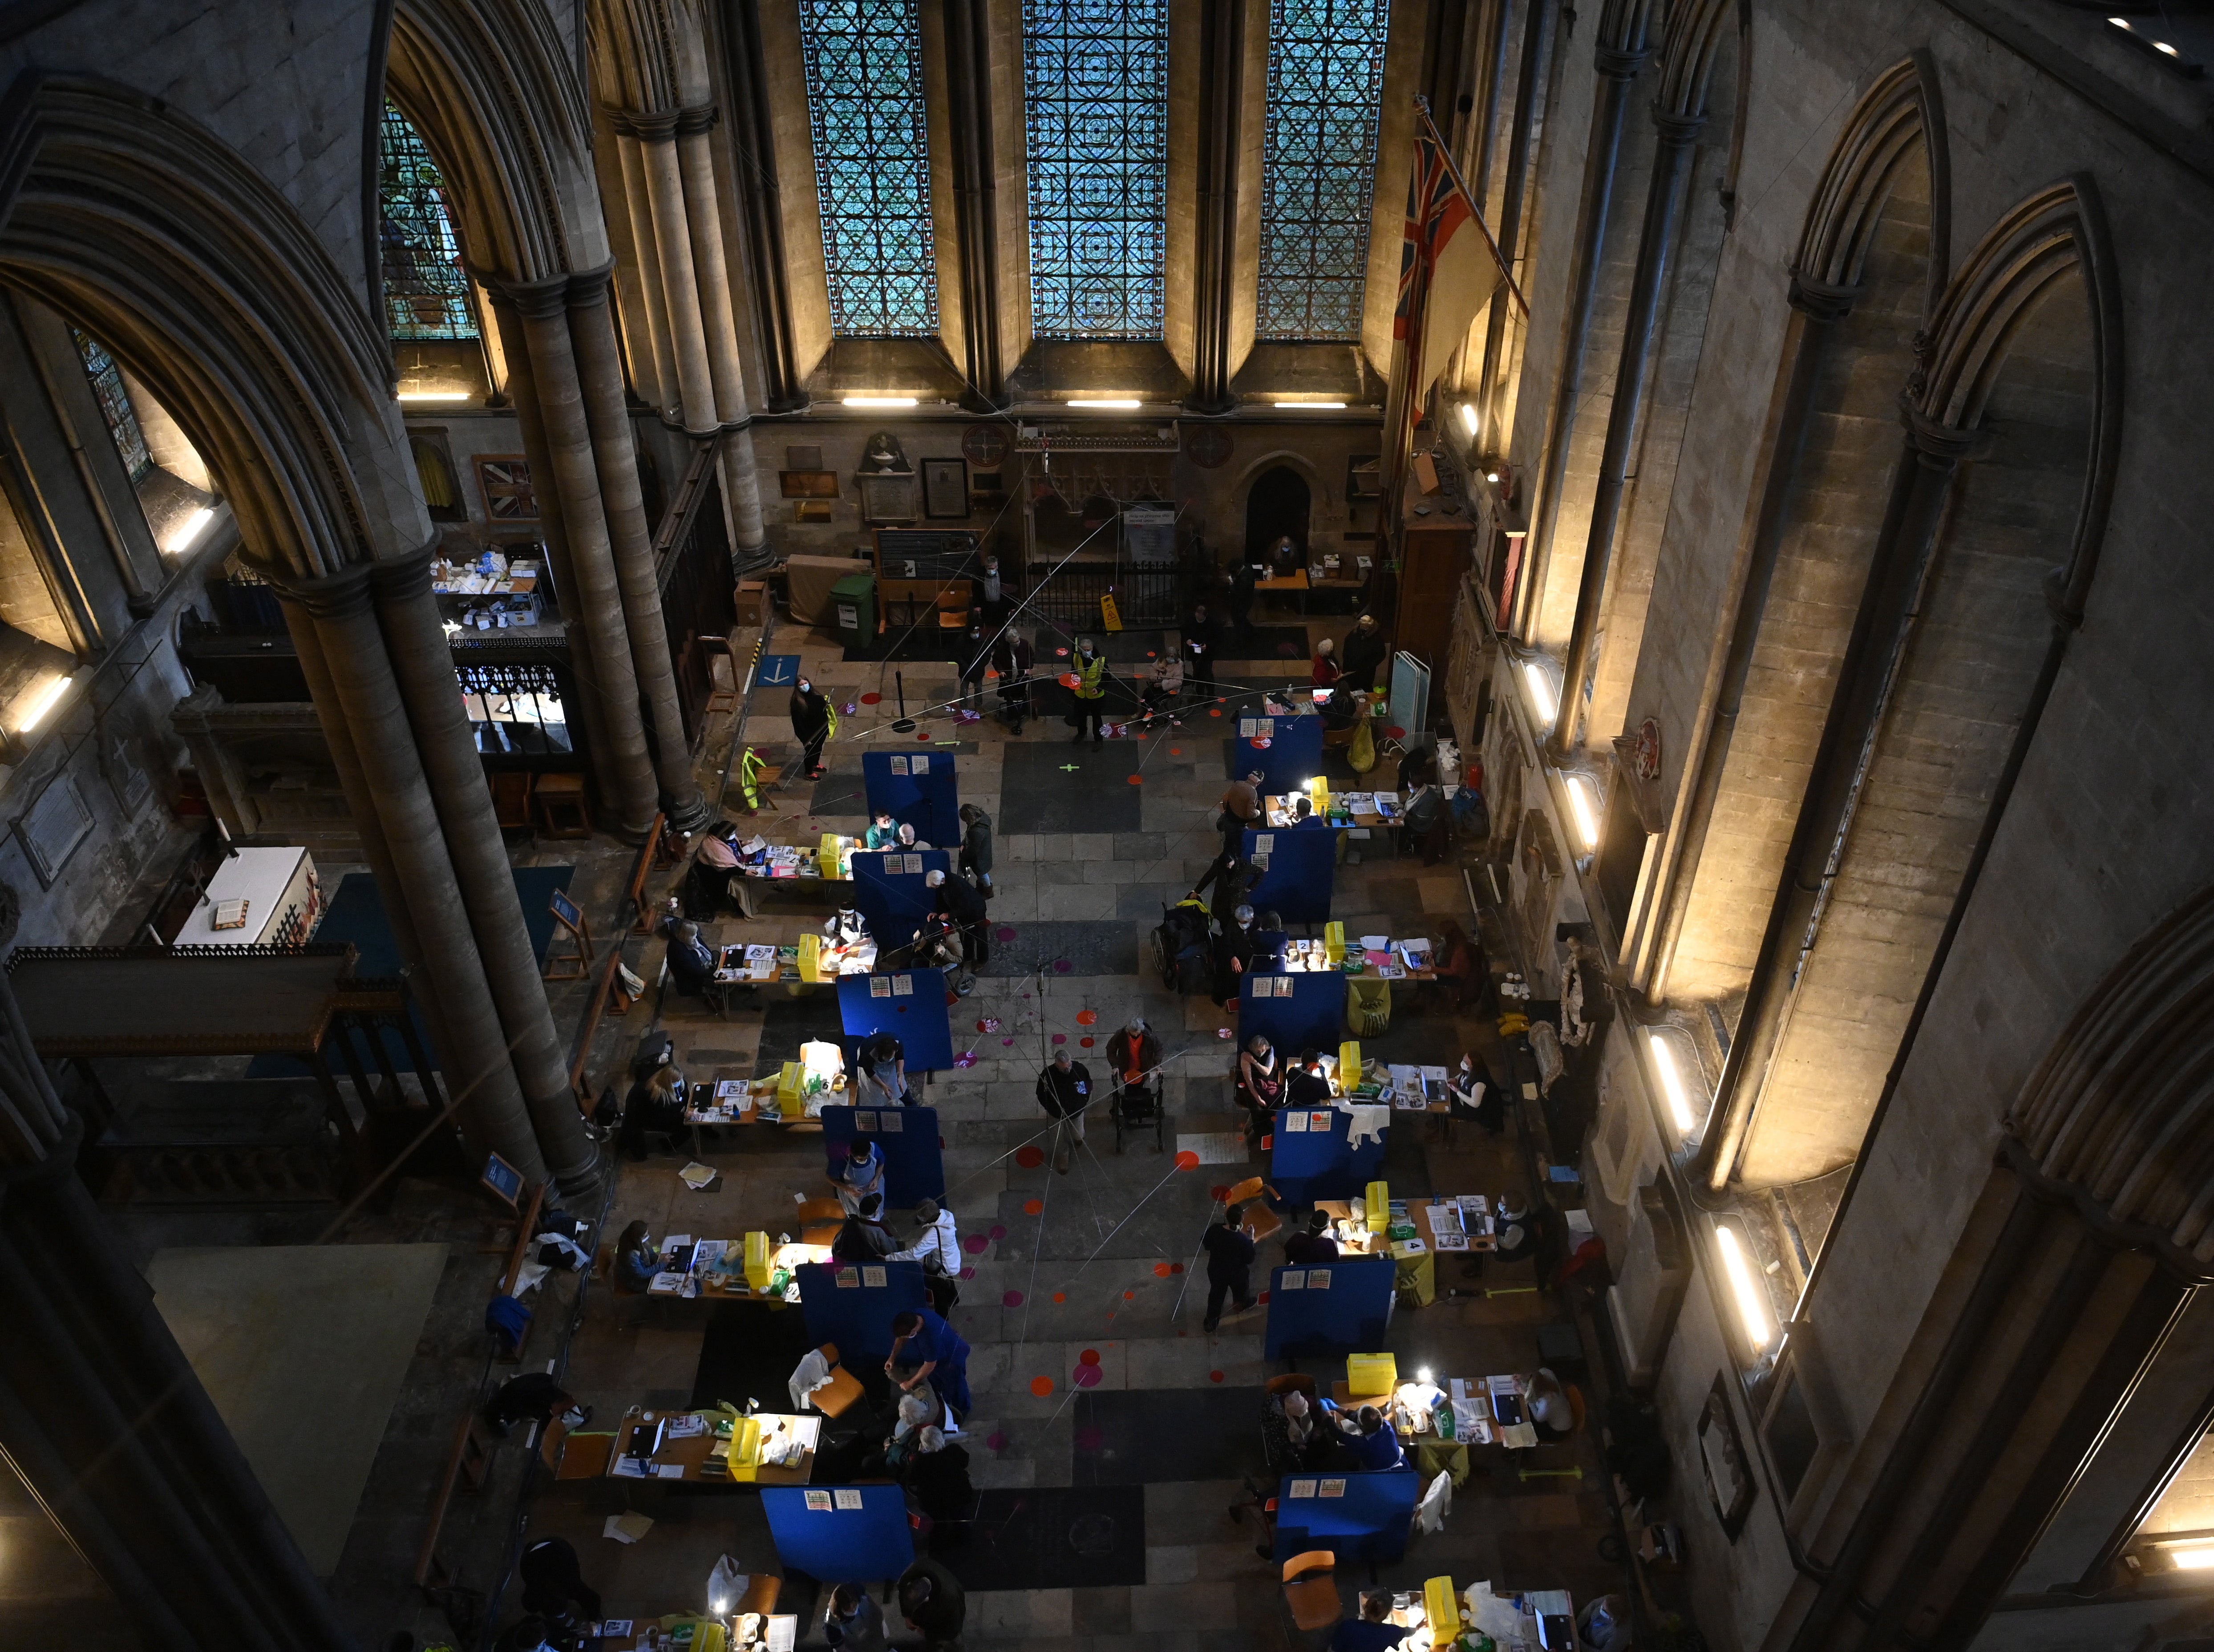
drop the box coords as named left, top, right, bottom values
left=734, top=580, right=768, bottom=626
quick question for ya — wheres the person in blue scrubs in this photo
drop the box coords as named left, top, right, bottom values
left=1341, top=1404, right=1407, bottom=1470
left=1330, top=1593, right=1410, bottom=1652
left=887, top=1308, right=972, bottom=1418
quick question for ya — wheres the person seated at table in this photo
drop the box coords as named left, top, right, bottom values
left=1263, top=1385, right=1326, bottom=1475
left=1330, top=1591, right=1412, bottom=1652
left=1282, top=1208, right=1340, bottom=1267
left=868, top=1390, right=938, bottom=1477
left=1401, top=779, right=1449, bottom=865
left=1311, top=636, right=1341, bottom=691
left=833, top=1192, right=897, bottom=1262
left=829, top=1136, right=886, bottom=1214
left=519, top=1533, right=602, bottom=1624
left=897, top=1556, right=966, bottom=1652
left=902, top=1424, right=975, bottom=1522
left=895, top=821, right=931, bottom=851
left=1339, top=1404, right=1407, bottom=1470
left=611, top=1219, right=660, bottom=1293
left=1527, top=1367, right=1575, bottom=1436
left=824, top=906, right=870, bottom=950
left=1435, top=918, right=1489, bottom=1013
left=855, top=1031, right=911, bottom=1106
left=1319, top=682, right=1367, bottom=735
left=822, top=1581, right=890, bottom=1652
left=888, top=1198, right=963, bottom=1315
left=1234, top=1032, right=1283, bottom=1141
left=1495, top=1194, right=1549, bottom=1265
left=1287, top=795, right=1329, bottom=828
left=1139, top=653, right=1185, bottom=728
left=865, top=810, right=900, bottom=850
left=482, top=1371, right=590, bottom=1435
left=1449, top=1051, right=1504, bottom=1135
left=1286, top=1049, right=1332, bottom=1108
left=691, top=821, right=742, bottom=915
left=619, top=1063, right=685, bottom=1160
left=660, top=917, right=717, bottom=997
left=887, top=1307, right=973, bottom=1419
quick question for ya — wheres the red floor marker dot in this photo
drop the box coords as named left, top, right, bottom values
left=1003, top=1290, right=1024, bottom=1306
left=1210, top=709, right=1223, bottom=717
left=1210, top=1370, right=1225, bottom=1383
left=1080, top=1037, right=1094, bottom=1047
left=1015, top=1145, right=1047, bottom=1168
left=1170, top=747, right=1183, bottom=756
left=1073, top=1363, right=1102, bottom=1388
left=1053, top=1291, right=1066, bottom=1303
left=1153, top=1262, right=1172, bottom=1277
left=1175, top=1150, right=1201, bottom=1170
left=861, top=693, right=882, bottom=705
left=1024, top=1199, right=1043, bottom=1215
left=1031, top=1376, right=1055, bottom=1397
left=989, top=1223, right=1008, bottom=1240
left=1123, top=1290, right=1136, bottom=1300
left=1079, top=1348, right=1101, bottom=1365
left=1128, top=774, right=1143, bottom=785
left=918, top=732, right=932, bottom=741
left=1170, top=1262, right=1185, bottom=1275
left=1210, top=1184, right=1230, bottom=1201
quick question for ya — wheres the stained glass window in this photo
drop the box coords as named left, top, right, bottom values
left=800, top=0, right=939, bottom=337
left=379, top=102, right=477, bottom=341
left=1024, top=0, right=1168, bottom=340
left=1257, top=0, right=1392, bottom=341
left=73, top=330, right=150, bottom=485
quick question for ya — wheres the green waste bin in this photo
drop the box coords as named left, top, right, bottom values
left=830, top=574, right=875, bottom=655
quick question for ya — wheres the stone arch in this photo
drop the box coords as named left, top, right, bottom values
left=1654, top=0, right=1740, bottom=123
left=1792, top=51, right=1951, bottom=319
left=388, top=0, right=605, bottom=283
left=588, top=0, right=715, bottom=117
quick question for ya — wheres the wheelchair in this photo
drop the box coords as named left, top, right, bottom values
left=1111, top=1075, right=1166, bottom=1153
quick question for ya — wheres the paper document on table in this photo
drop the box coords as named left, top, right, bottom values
left=1452, top=1399, right=1488, bottom=1435
left=1425, top=1203, right=1463, bottom=1233
left=1501, top=1422, right=1540, bottom=1448
left=654, top=1462, right=685, bottom=1479
left=610, top=1456, right=647, bottom=1479
left=765, top=1616, right=797, bottom=1652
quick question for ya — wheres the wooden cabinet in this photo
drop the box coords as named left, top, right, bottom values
left=1394, top=478, right=1473, bottom=668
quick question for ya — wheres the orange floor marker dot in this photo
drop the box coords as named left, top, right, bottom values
left=1076, top=1010, right=1097, bottom=1025
left=1030, top=1376, right=1054, bottom=1397
left=1053, top=1291, right=1067, bottom=1302
left=1175, top=1150, right=1201, bottom=1170
left=1024, top=1198, right=1043, bottom=1215
left=1123, top=1290, right=1136, bottom=1300
left=1153, top=1262, right=1172, bottom=1277
left=1128, top=774, right=1144, bottom=784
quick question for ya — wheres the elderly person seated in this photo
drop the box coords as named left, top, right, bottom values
left=1263, top=1385, right=1326, bottom=1475
left=866, top=1390, right=940, bottom=1478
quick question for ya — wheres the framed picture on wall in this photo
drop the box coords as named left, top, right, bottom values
left=780, top=470, right=841, bottom=499
left=474, top=456, right=538, bottom=521
left=921, top=458, right=969, bottom=520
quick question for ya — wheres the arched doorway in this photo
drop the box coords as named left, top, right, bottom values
left=1244, top=465, right=1310, bottom=565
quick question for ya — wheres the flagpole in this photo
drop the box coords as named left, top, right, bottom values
left=1413, top=95, right=1530, bottom=319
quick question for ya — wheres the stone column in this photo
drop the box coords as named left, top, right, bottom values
left=944, top=0, right=1005, bottom=407
left=485, top=290, right=626, bottom=821
left=727, top=0, right=805, bottom=412
left=634, top=112, right=719, bottom=434
left=509, top=277, right=661, bottom=842
left=279, top=564, right=547, bottom=1182
left=1514, top=32, right=1650, bottom=640
left=0, top=1115, right=356, bottom=1647
left=673, top=109, right=768, bottom=555
left=614, top=124, right=682, bottom=417
left=1475, top=0, right=1555, bottom=448
left=569, top=267, right=710, bottom=829
left=1546, top=106, right=1706, bottom=760
left=1188, top=0, right=1245, bottom=417
left=370, top=551, right=599, bottom=1191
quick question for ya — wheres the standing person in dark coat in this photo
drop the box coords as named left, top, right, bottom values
left=956, top=612, right=991, bottom=708
left=925, top=867, right=988, bottom=991
left=1338, top=613, right=1388, bottom=691
left=789, top=675, right=834, bottom=778
left=519, top=1535, right=602, bottom=1622
left=897, top=1556, right=966, bottom=1651
left=958, top=802, right=994, bottom=897
left=1035, top=1048, right=1092, bottom=1174
left=1201, top=1205, right=1259, bottom=1332
left=1185, top=601, right=1223, bottom=705
left=992, top=628, right=1034, bottom=732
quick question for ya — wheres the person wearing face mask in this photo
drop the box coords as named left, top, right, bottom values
left=790, top=674, right=835, bottom=779
left=1070, top=635, right=1112, bottom=748
left=865, top=810, right=899, bottom=850
left=992, top=626, right=1034, bottom=732
left=1450, top=1052, right=1504, bottom=1135
left=957, top=611, right=991, bottom=709
left=1211, top=901, right=1260, bottom=1007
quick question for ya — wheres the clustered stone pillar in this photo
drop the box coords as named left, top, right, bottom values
left=274, top=559, right=598, bottom=1194
left=623, top=105, right=766, bottom=558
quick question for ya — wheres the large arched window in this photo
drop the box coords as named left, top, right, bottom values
left=72, top=329, right=150, bottom=484
left=799, top=0, right=939, bottom=337
left=1257, top=0, right=1391, bottom=341
left=1023, top=0, right=1168, bottom=340
left=378, top=101, right=476, bottom=341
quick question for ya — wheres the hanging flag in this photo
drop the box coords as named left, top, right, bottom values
left=1395, top=124, right=1521, bottom=402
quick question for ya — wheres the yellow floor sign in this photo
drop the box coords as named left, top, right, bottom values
left=1101, top=592, right=1123, bottom=632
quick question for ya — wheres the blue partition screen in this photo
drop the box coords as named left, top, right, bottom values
left=1271, top=1468, right=1420, bottom=1565
left=763, top=1483, right=916, bottom=1581
left=851, top=849, right=954, bottom=952
left=838, top=968, right=955, bottom=1072
left=862, top=749, right=962, bottom=847
left=1243, top=824, right=1336, bottom=923
left=1268, top=1105, right=1387, bottom=1202
left=1261, top=1257, right=1395, bottom=1359
left=822, top=1105, right=945, bottom=1206
left=1238, top=968, right=1346, bottom=1057
left=793, top=1259, right=930, bottom=1363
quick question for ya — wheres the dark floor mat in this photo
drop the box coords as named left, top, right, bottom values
left=935, top=1486, right=1148, bottom=1589
left=1216, top=625, right=1313, bottom=662
left=690, top=1300, right=820, bottom=1414
left=997, top=741, right=1143, bottom=834
left=755, top=989, right=850, bottom=1071
left=1073, top=1388, right=1259, bottom=1484
left=977, top=919, right=1138, bottom=978
left=806, top=765, right=870, bottom=816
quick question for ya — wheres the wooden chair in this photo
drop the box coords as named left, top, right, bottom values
left=737, top=1575, right=781, bottom=1616
left=809, top=1342, right=866, bottom=1421
left=1225, top=1175, right=1283, bottom=1245
left=534, top=771, right=592, bottom=838
left=490, top=771, right=534, bottom=831
left=796, top=1197, right=846, bottom=1247
left=1281, top=1551, right=1342, bottom=1633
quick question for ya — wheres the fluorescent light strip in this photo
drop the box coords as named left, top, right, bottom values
left=1647, top=1032, right=1698, bottom=1137
left=168, top=506, right=216, bottom=555
left=1276, top=400, right=1346, bottom=409
left=17, top=672, right=72, bottom=734
left=1067, top=398, right=1141, bottom=409
left=1716, top=1226, right=1773, bottom=1350
left=397, top=391, right=471, bottom=403
left=2169, top=1544, right=2214, bottom=1571
left=843, top=396, right=919, bottom=407
left=1458, top=404, right=1478, bottom=435
left=1565, top=774, right=1601, bottom=850
left=1521, top=659, right=1556, bottom=728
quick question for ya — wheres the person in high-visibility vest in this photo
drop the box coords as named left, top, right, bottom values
left=1070, top=636, right=1112, bottom=749
left=733, top=745, right=766, bottom=814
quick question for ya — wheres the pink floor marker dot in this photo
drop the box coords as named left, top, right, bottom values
left=1175, top=1150, right=1201, bottom=1170
left=1002, top=1037, right=1015, bottom=1045
left=996, top=926, right=1017, bottom=943
left=1052, top=1032, right=1067, bottom=1045
left=1079, top=1348, right=1101, bottom=1365
left=1003, top=1290, right=1024, bottom=1306
left=960, top=1266, right=976, bottom=1278
left=989, top=1223, right=1008, bottom=1240
left=1075, top=1425, right=1106, bottom=1451
left=986, top=1431, right=1007, bottom=1451
left=1072, top=1363, right=1103, bottom=1388
left=1054, top=959, right=1072, bottom=973
left=963, top=1234, right=989, bottom=1253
